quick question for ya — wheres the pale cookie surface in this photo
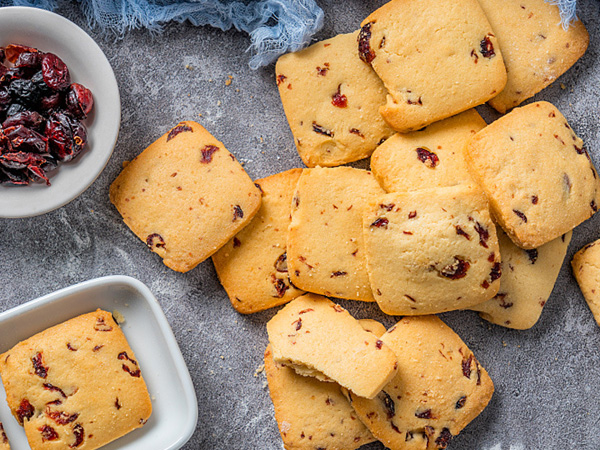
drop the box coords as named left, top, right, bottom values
left=265, top=344, right=376, bottom=450
left=287, top=167, right=385, bottom=301
left=363, top=184, right=501, bottom=315
left=0, top=423, right=9, bottom=450
left=0, top=310, right=152, bottom=450
left=266, top=294, right=398, bottom=399
left=465, top=101, right=600, bottom=249
left=572, top=239, right=600, bottom=328
left=478, top=0, right=589, bottom=113
left=358, top=0, right=506, bottom=132
left=370, top=110, right=485, bottom=193
left=471, top=228, right=572, bottom=329
left=110, top=121, right=262, bottom=272
left=276, top=31, right=394, bottom=167
left=345, top=316, right=494, bottom=450
left=212, top=169, right=304, bottom=314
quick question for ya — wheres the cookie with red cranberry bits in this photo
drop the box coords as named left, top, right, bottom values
left=571, top=239, right=600, bottom=328
left=264, top=344, right=376, bottom=450
left=344, top=316, right=494, bottom=450
left=363, top=184, right=501, bottom=315
left=212, top=169, right=305, bottom=314
left=287, top=167, right=385, bottom=301
left=110, top=121, right=262, bottom=273
left=358, top=0, right=506, bottom=133
left=276, top=31, right=394, bottom=168
left=0, top=310, right=152, bottom=450
left=370, top=109, right=486, bottom=193
left=0, top=423, right=9, bottom=450
left=478, top=0, right=589, bottom=113
left=470, top=228, right=572, bottom=329
left=465, top=102, right=600, bottom=249
left=266, top=294, right=398, bottom=399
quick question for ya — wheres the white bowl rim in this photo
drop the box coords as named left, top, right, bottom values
left=0, top=6, right=121, bottom=218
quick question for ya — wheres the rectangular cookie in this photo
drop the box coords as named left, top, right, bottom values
left=344, top=316, right=494, bottom=450
left=358, top=0, right=506, bottom=132
left=0, top=310, right=152, bottom=450
left=287, top=167, right=385, bottom=301
left=212, top=169, right=305, bottom=314
left=363, top=185, right=501, bottom=315
left=572, top=239, right=600, bottom=327
left=465, top=101, right=600, bottom=249
left=276, top=31, right=394, bottom=167
left=478, top=0, right=589, bottom=113
left=470, top=228, right=572, bottom=329
left=110, top=121, right=262, bottom=272
left=370, top=109, right=486, bottom=193
left=266, top=294, right=398, bottom=399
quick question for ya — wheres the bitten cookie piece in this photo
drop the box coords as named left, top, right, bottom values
left=470, top=228, right=572, bottom=329
left=478, top=0, right=589, bottom=113
left=363, top=184, right=501, bottom=315
left=287, top=167, right=385, bottom=301
left=572, top=239, right=600, bottom=327
left=358, top=0, right=506, bottom=132
left=110, top=121, right=262, bottom=272
left=212, top=169, right=305, bottom=314
left=266, top=294, right=398, bottom=399
left=344, top=316, right=494, bottom=450
left=370, top=110, right=486, bottom=193
left=465, top=102, right=600, bottom=249
left=0, top=423, right=9, bottom=450
left=276, top=31, right=394, bottom=167
left=0, top=310, right=152, bottom=450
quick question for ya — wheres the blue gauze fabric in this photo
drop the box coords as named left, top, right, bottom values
left=0, top=0, right=324, bottom=69
left=0, top=0, right=582, bottom=68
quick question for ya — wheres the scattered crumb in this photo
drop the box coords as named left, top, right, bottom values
left=254, top=364, right=265, bottom=377
left=502, top=341, right=507, bottom=347
left=262, top=380, right=268, bottom=389
left=151, top=395, right=156, bottom=400
left=112, top=310, right=126, bottom=324
left=220, top=355, right=225, bottom=360
left=225, top=75, right=233, bottom=86
left=185, top=64, right=192, bottom=70
left=560, top=83, right=566, bottom=90
left=236, top=88, right=240, bottom=93
left=122, top=161, right=130, bottom=168
left=209, top=78, right=213, bottom=82
left=198, top=113, right=203, bottom=118
left=217, top=100, right=222, bottom=106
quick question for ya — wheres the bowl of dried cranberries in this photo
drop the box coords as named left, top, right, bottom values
left=0, top=7, right=120, bottom=218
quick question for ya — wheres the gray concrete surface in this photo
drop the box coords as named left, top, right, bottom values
left=0, top=0, right=599, bottom=448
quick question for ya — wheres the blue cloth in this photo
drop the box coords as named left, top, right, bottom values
left=0, top=0, right=583, bottom=68
left=0, top=0, right=324, bottom=69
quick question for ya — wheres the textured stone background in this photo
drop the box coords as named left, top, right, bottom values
left=0, top=0, right=599, bottom=448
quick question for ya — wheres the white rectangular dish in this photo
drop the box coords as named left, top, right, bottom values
left=0, top=275, right=197, bottom=450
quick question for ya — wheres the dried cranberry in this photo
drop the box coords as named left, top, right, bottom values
left=4, top=125, right=47, bottom=153
left=3, top=110, right=44, bottom=130
left=65, top=83, right=93, bottom=119
left=5, top=102, right=27, bottom=117
left=167, top=123, right=192, bottom=141
left=416, top=147, right=439, bottom=168
left=474, top=222, right=489, bottom=248
left=513, top=209, right=527, bottom=223
left=39, top=424, right=59, bottom=441
left=70, top=424, right=84, bottom=448
left=16, top=398, right=35, bottom=424
left=415, top=409, right=433, bottom=419
left=525, top=249, right=538, bottom=264
left=45, top=112, right=87, bottom=162
left=380, top=391, right=395, bottom=419
left=47, top=410, right=79, bottom=425
left=435, top=428, right=453, bottom=449
left=41, top=53, right=70, bottom=91
left=32, top=352, right=48, bottom=378
left=30, top=71, right=52, bottom=96
left=0, top=166, right=29, bottom=185
left=331, top=84, right=347, bottom=108
left=462, top=355, right=473, bottom=378
left=15, top=52, right=43, bottom=69
left=0, top=152, right=47, bottom=170
left=440, top=257, right=470, bottom=279
left=4, top=44, right=38, bottom=64
left=274, top=252, right=288, bottom=272
left=480, top=35, right=495, bottom=58
left=43, top=382, right=67, bottom=398
left=233, top=205, right=244, bottom=221
left=456, top=396, right=467, bottom=409
left=40, top=92, right=61, bottom=110
left=312, top=122, right=334, bottom=137
left=200, top=145, right=219, bottom=163
left=8, top=79, right=40, bottom=106
left=489, top=262, right=502, bottom=282
left=370, top=217, right=389, bottom=229
left=358, top=22, right=376, bottom=64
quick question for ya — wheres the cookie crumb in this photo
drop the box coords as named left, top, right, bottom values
left=560, top=83, right=566, bottom=90
left=225, top=75, right=233, bottom=86
left=112, top=310, right=126, bottom=324
left=254, top=364, right=265, bottom=377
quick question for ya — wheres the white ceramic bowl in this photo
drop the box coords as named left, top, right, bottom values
left=0, top=276, right=198, bottom=450
left=0, top=7, right=120, bottom=218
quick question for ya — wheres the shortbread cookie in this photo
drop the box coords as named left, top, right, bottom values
left=266, top=294, right=398, bottom=399
left=265, top=343, right=376, bottom=450
left=344, top=316, right=494, bottom=450
left=212, top=169, right=304, bottom=314
left=478, top=0, right=589, bottom=113
left=370, top=110, right=486, bottom=192
left=572, top=239, right=600, bottom=327
left=110, top=121, right=262, bottom=272
left=363, top=184, right=501, bottom=315
left=0, top=424, right=9, bottom=450
left=358, top=0, right=506, bottom=132
left=0, top=310, right=152, bottom=450
left=287, top=167, right=385, bottom=301
left=276, top=31, right=394, bottom=167
left=465, top=102, right=600, bottom=249
left=358, top=319, right=386, bottom=338
left=470, top=229, right=572, bottom=329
